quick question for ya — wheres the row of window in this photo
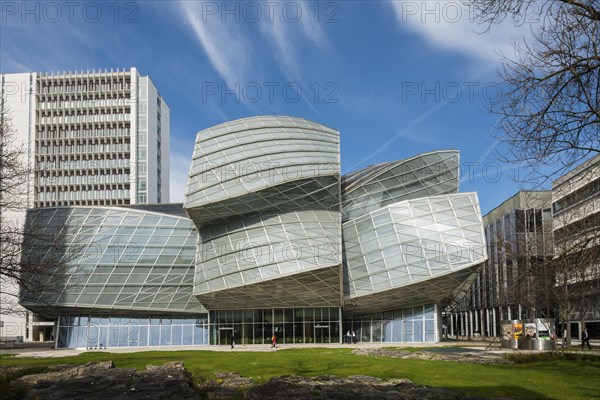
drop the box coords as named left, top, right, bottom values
left=36, top=189, right=130, bottom=202
left=38, top=114, right=130, bottom=125
left=37, top=174, right=130, bottom=186
left=38, top=81, right=132, bottom=95
left=37, top=125, right=131, bottom=139
left=34, top=199, right=131, bottom=207
left=38, top=137, right=130, bottom=145
left=37, top=156, right=130, bottom=166
left=37, top=144, right=131, bottom=155
left=38, top=109, right=130, bottom=118
left=38, top=98, right=133, bottom=110
left=553, top=179, right=600, bottom=214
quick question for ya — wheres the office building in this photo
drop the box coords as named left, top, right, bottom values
left=552, top=154, right=600, bottom=338
left=450, top=191, right=553, bottom=337
left=0, top=67, right=170, bottom=207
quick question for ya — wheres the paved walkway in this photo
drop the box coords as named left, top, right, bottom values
left=1, top=340, right=494, bottom=358
left=2, top=339, right=597, bottom=359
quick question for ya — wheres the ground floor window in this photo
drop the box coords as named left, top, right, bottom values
left=54, top=305, right=438, bottom=347
left=209, top=308, right=342, bottom=345
left=56, top=314, right=208, bottom=349
left=344, top=304, right=437, bottom=343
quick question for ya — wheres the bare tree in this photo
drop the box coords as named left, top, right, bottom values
left=0, top=111, right=31, bottom=317
left=466, top=0, right=600, bottom=184
left=0, top=114, right=75, bottom=318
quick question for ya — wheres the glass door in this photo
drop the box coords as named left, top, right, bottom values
left=315, top=324, right=330, bottom=343
left=218, top=327, right=233, bottom=346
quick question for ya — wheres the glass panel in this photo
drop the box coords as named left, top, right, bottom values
left=425, top=320, right=436, bottom=342
left=160, top=326, right=171, bottom=346
left=183, top=326, right=193, bottom=345
left=372, top=321, right=382, bottom=342
left=57, top=327, right=68, bottom=348
left=194, top=324, right=205, bottom=345
left=139, top=326, right=148, bottom=346
left=119, top=326, right=129, bottom=347
left=413, top=321, right=423, bottom=342
left=172, top=325, right=182, bottom=346
left=149, top=326, right=160, bottom=346
left=109, top=325, right=119, bottom=347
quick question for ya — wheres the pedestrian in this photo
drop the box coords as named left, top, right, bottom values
left=271, top=333, right=277, bottom=348
left=351, top=330, right=356, bottom=344
left=346, top=330, right=351, bottom=344
left=582, top=328, right=591, bottom=350
left=230, top=333, right=235, bottom=349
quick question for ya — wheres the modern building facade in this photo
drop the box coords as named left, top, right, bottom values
left=341, top=152, right=487, bottom=342
left=552, top=154, right=600, bottom=339
left=450, top=191, right=554, bottom=338
left=453, top=154, right=600, bottom=340
left=1, top=68, right=170, bottom=343
left=0, top=68, right=170, bottom=207
left=19, top=116, right=488, bottom=348
left=19, top=204, right=207, bottom=348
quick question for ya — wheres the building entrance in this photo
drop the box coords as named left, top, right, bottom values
left=218, top=327, right=233, bottom=346
left=209, top=308, right=341, bottom=345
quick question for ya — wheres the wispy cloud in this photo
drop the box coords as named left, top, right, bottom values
left=388, top=0, right=535, bottom=63
left=177, top=1, right=255, bottom=84
left=258, top=1, right=327, bottom=77
left=256, top=1, right=329, bottom=114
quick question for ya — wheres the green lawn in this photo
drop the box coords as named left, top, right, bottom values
left=1, top=348, right=599, bottom=399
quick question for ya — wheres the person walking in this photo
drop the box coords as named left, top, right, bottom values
left=271, top=333, right=277, bottom=348
left=351, top=330, right=356, bottom=344
left=230, top=333, right=235, bottom=349
left=581, top=328, right=591, bottom=350
left=346, top=330, right=351, bottom=344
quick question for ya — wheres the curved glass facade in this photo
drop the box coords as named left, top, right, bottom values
left=342, top=150, right=459, bottom=221
left=342, top=193, right=486, bottom=315
left=184, top=116, right=342, bottom=310
left=20, top=205, right=205, bottom=315
left=185, top=116, right=340, bottom=225
left=21, top=117, right=487, bottom=346
left=341, top=151, right=486, bottom=321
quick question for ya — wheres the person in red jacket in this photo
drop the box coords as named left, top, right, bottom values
left=271, top=334, right=277, bottom=348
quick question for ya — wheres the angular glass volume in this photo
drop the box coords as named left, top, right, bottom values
left=341, top=150, right=486, bottom=315
left=184, top=116, right=342, bottom=309
left=20, top=205, right=205, bottom=316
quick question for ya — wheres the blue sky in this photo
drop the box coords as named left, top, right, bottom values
left=0, top=1, right=544, bottom=213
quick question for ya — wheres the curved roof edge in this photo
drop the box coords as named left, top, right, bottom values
left=193, top=115, right=339, bottom=142
left=26, top=204, right=192, bottom=220
left=342, top=191, right=481, bottom=226
left=342, top=150, right=459, bottom=192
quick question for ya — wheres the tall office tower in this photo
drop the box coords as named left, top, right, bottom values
left=0, top=67, right=170, bottom=207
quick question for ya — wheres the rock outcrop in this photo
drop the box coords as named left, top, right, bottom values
left=11, top=361, right=198, bottom=400
left=352, top=348, right=513, bottom=364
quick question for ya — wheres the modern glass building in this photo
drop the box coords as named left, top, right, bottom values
left=20, top=116, right=487, bottom=348
left=20, top=204, right=207, bottom=348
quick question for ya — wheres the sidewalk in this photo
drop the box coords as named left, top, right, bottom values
left=1, top=340, right=479, bottom=358
left=1, top=339, right=597, bottom=359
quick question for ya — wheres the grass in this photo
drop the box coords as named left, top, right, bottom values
left=1, top=348, right=599, bottom=399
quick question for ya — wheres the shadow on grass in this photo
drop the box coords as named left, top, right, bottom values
left=442, top=385, right=558, bottom=400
